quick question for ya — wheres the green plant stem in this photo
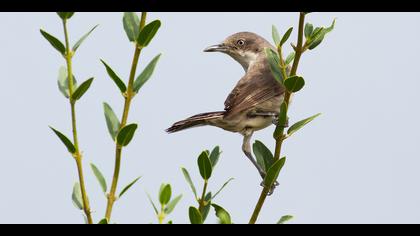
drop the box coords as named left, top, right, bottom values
left=105, top=12, right=147, bottom=222
left=158, top=206, right=165, bottom=224
left=62, top=19, right=93, bottom=224
left=248, top=12, right=306, bottom=224
left=198, top=180, right=208, bottom=212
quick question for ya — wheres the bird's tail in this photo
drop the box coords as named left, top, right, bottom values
left=166, top=111, right=225, bottom=133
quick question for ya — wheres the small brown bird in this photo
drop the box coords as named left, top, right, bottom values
left=167, top=32, right=286, bottom=190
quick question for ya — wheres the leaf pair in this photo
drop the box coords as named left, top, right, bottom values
left=272, top=25, right=293, bottom=48
left=40, top=24, right=97, bottom=56
left=101, top=54, right=161, bottom=94
left=123, top=12, right=161, bottom=47
left=90, top=163, right=141, bottom=199
left=188, top=204, right=232, bottom=224
left=148, top=184, right=182, bottom=219
left=305, top=19, right=336, bottom=50
left=102, top=103, right=138, bottom=145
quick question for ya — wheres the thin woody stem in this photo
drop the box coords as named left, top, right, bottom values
left=62, top=19, right=93, bottom=224
left=249, top=12, right=306, bottom=224
left=105, top=12, right=147, bottom=222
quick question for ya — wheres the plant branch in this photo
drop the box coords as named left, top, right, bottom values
left=105, top=12, right=147, bottom=222
left=62, top=19, right=93, bottom=224
left=198, top=180, right=208, bottom=212
left=248, top=12, right=306, bottom=224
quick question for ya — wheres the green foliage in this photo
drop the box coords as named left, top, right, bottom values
left=137, top=20, right=161, bottom=47
left=72, top=25, right=98, bottom=53
left=123, top=12, right=140, bottom=42
left=72, top=78, right=94, bottom=101
left=40, top=29, right=65, bottom=56
left=98, top=218, right=109, bottom=224
left=287, top=113, right=321, bottom=137
left=212, top=204, right=232, bottom=224
left=212, top=178, right=234, bottom=200
left=197, top=151, right=212, bottom=180
left=277, top=215, right=294, bottom=224
left=181, top=167, right=198, bottom=199
left=119, top=177, right=141, bottom=198
left=57, top=12, right=75, bottom=20
left=209, top=146, right=221, bottom=168
left=306, top=19, right=336, bottom=50
left=103, top=102, right=121, bottom=140
left=189, top=207, right=203, bottom=224
left=253, top=140, right=274, bottom=172
left=265, top=48, right=283, bottom=83
left=284, top=75, right=305, bottom=93
left=100, top=60, right=127, bottom=93
left=72, top=182, right=83, bottom=210
left=280, top=27, right=293, bottom=46
left=49, top=126, right=76, bottom=154
left=272, top=25, right=281, bottom=47
left=90, top=163, right=107, bottom=193
left=116, top=123, right=138, bottom=146
left=57, top=67, right=77, bottom=99
left=148, top=183, right=182, bottom=224
left=133, top=54, right=162, bottom=93
left=285, top=52, right=295, bottom=65
left=263, top=157, right=286, bottom=188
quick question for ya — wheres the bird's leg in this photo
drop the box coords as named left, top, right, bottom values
left=242, top=132, right=279, bottom=195
left=242, top=132, right=266, bottom=179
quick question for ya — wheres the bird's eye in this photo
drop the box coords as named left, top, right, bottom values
left=237, top=39, right=245, bottom=46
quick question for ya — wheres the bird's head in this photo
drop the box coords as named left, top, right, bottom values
left=204, top=32, right=274, bottom=71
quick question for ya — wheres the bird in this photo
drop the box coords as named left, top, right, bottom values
left=166, top=32, right=287, bottom=193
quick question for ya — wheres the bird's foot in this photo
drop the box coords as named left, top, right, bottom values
left=272, top=115, right=289, bottom=127
left=260, top=181, right=280, bottom=196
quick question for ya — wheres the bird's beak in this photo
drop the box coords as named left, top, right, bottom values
left=204, top=44, right=228, bottom=52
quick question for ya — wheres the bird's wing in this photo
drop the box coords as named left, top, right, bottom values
left=224, top=65, right=284, bottom=117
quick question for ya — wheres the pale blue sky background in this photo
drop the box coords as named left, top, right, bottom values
left=1, top=12, right=420, bottom=224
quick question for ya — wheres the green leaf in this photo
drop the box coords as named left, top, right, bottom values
left=123, top=12, right=140, bottom=42
left=137, top=20, right=161, bottom=47
left=202, top=192, right=212, bottom=221
left=308, top=19, right=336, bottom=50
left=285, top=52, right=295, bottom=65
left=272, top=25, right=281, bottom=46
left=72, top=78, right=94, bottom=101
left=209, top=146, right=221, bottom=168
left=40, top=29, right=66, bottom=56
left=57, top=12, right=74, bottom=20
left=212, top=178, right=234, bottom=200
left=273, top=102, right=288, bottom=139
left=197, top=151, right=212, bottom=180
left=72, top=182, right=83, bottom=210
left=116, top=123, right=138, bottom=146
left=181, top=167, right=198, bottom=199
left=263, top=157, right=286, bottom=188
left=49, top=126, right=76, bottom=154
left=133, top=54, right=161, bottom=93
left=103, top=102, right=121, bottom=140
left=98, top=218, right=109, bottom=224
left=146, top=192, right=159, bottom=215
left=189, top=207, right=203, bottom=224
left=57, top=66, right=77, bottom=98
left=277, top=215, right=294, bottom=224
left=304, top=23, right=313, bottom=39
left=284, top=75, right=305, bottom=93
left=164, top=194, right=182, bottom=214
left=253, top=140, right=274, bottom=172
left=90, top=163, right=107, bottom=193
left=212, top=204, right=232, bottom=224
left=167, top=220, right=173, bottom=224
left=280, top=27, right=293, bottom=46
left=72, top=25, right=98, bottom=53
left=264, top=48, right=283, bottom=83
left=119, top=177, right=141, bottom=198
left=287, top=113, right=321, bottom=137
left=100, top=60, right=127, bottom=93
left=159, top=184, right=172, bottom=205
